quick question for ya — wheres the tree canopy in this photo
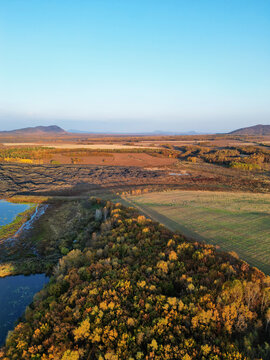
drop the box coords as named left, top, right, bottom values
left=1, top=199, right=270, bottom=359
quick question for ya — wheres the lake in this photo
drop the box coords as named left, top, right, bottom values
left=0, top=200, right=48, bottom=346
left=0, top=274, right=49, bottom=346
left=0, top=200, right=30, bottom=227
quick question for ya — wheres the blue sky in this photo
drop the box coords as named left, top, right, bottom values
left=0, top=0, right=269, bottom=132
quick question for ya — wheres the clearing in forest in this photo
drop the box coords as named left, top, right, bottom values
left=123, top=190, right=270, bottom=274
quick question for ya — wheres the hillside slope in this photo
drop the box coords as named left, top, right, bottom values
left=229, top=124, right=270, bottom=135
left=0, top=125, right=66, bottom=134
left=1, top=200, right=270, bottom=359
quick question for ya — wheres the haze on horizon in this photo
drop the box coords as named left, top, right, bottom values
left=0, top=0, right=269, bottom=133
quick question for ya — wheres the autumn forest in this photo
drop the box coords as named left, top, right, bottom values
left=1, top=199, right=270, bottom=360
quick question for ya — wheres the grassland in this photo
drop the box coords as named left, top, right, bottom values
left=2, top=143, right=158, bottom=149
left=123, top=190, right=270, bottom=274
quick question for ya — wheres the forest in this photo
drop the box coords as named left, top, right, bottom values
left=167, top=144, right=270, bottom=171
left=1, top=199, right=270, bottom=359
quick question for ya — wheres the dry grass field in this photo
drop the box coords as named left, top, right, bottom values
left=123, top=190, right=270, bottom=274
left=2, top=143, right=158, bottom=150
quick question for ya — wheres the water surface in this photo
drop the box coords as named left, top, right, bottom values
left=0, top=200, right=30, bottom=227
left=0, top=274, right=48, bottom=346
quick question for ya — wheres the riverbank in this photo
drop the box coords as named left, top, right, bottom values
left=0, top=198, right=99, bottom=278
left=0, top=198, right=49, bottom=277
left=0, top=194, right=50, bottom=244
left=6, top=204, right=49, bottom=244
left=0, top=205, right=36, bottom=242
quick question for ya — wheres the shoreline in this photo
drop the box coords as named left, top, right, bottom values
left=0, top=205, right=36, bottom=242
left=0, top=201, right=49, bottom=278
left=5, top=204, right=49, bottom=245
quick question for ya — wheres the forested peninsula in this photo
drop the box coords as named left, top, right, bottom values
left=1, top=199, right=270, bottom=360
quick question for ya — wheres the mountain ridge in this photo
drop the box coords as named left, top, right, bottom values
left=0, top=125, right=66, bottom=134
left=229, top=124, right=270, bottom=135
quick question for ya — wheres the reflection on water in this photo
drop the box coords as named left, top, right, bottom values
left=0, top=274, right=48, bottom=346
left=0, top=200, right=30, bottom=227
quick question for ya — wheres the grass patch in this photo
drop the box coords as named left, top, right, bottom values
left=7, top=195, right=48, bottom=204
left=124, top=190, right=270, bottom=274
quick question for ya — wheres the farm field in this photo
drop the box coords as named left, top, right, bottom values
left=123, top=190, right=270, bottom=274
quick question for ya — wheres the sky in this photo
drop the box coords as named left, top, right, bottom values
left=0, top=0, right=269, bottom=133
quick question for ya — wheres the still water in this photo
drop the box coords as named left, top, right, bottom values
left=0, top=274, right=49, bottom=346
left=0, top=200, right=48, bottom=346
left=0, top=200, right=30, bottom=227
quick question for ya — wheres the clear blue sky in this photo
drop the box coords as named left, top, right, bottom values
left=0, top=0, right=269, bottom=132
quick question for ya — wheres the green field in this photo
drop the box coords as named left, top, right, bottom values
left=123, top=190, right=270, bottom=274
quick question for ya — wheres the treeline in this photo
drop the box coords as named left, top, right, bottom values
left=172, top=145, right=270, bottom=170
left=1, top=199, right=270, bottom=359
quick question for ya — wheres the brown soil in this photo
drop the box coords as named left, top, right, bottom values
left=48, top=152, right=177, bottom=167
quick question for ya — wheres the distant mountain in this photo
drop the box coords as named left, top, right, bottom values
left=229, top=124, right=270, bottom=136
left=67, top=129, right=91, bottom=134
left=0, top=125, right=66, bottom=134
left=147, top=130, right=203, bottom=136
left=67, top=129, right=205, bottom=135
